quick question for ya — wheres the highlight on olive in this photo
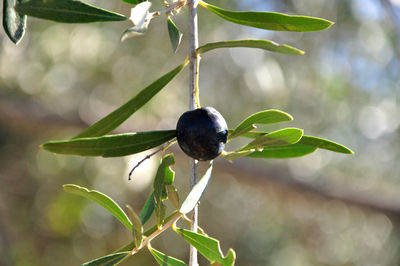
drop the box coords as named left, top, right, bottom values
left=176, top=107, right=228, bottom=161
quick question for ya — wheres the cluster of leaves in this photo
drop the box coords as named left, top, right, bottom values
left=2, top=0, right=353, bottom=265
left=63, top=157, right=234, bottom=266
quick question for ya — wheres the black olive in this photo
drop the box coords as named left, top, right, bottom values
left=176, top=107, right=228, bottom=161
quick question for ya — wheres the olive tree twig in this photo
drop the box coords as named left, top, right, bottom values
left=188, top=0, right=200, bottom=265
left=128, top=139, right=176, bottom=180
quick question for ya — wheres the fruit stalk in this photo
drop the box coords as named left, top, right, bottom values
left=188, top=0, right=200, bottom=265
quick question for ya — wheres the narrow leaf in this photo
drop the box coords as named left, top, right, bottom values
left=199, top=1, right=333, bottom=32
left=230, top=132, right=353, bottom=155
left=148, top=244, right=187, bottom=266
left=129, top=1, right=151, bottom=26
left=246, top=144, right=317, bottom=158
left=167, top=185, right=180, bottom=211
left=41, top=130, right=177, bottom=157
left=3, top=0, right=26, bottom=44
left=15, top=0, right=127, bottom=23
left=121, top=25, right=147, bottom=41
left=153, top=154, right=175, bottom=227
left=122, top=0, right=145, bottom=5
left=82, top=252, right=130, bottom=266
left=223, top=149, right=254, bottom=160
left=63, top=184, right=133, bottom=231
left=298, top=135, right=354, bottom=154
left=126, top=205, right=143, bottom=247
left=167, top=17, right=183, bottom=53
left=245, top=127, right=303, bottom=149
left=180, top=162, right=213, bottom=214
left=196, top=39, right=304, bottom=55
left=154, top=154, right=175, bottom=201
left=75, top=60, right=188, bottom=138
left=139, top=191, right=155, bottom=225
left=174, top=227, right=235, bottom=266
left=229, top=109, right=293, bottom=140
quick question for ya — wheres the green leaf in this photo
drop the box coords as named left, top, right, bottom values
left=229, top=109, right=293, bottom=140
left=139, top=191, right=155, bottom=225
left=229, top=132, right=353, bottom=155
left=82, top=252, right=130, bottom=266
left=223, top=150, right=254, bottom=161
left=180, top=162, right=213, bottom=214
left=167, top=185, right=180, bottom=211
left=122, top=0, right=146, bottom=5
left=246, top=144, right=317, bottom=158
left=3, top=0, right=26, bottom=44
left=199, top=1, right=333, bottom=32
left=174, top=227, right=235, bottom=266
left=153, top=154, right=175, bottom=227
left=244, top=128, right=303, bottom=149
left=41, top=130, right=177, bottom=157
left=298, top=135, right=354, bottom=154
left=167, top=17, right=183, bottom=53
left=15, top=0, right=127, bottom=23
left=63, top=184, right=133, bottom=231
left=148, top=245, right=187, bottom=266
left=196, top=39, right=304, bottom=55
left=75, top=60, right=188, bottom=138
left=126, top=205, right=143, bottom=247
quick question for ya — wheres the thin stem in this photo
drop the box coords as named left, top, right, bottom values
left=188, top=0, right=200, bottom=265
left=130, top=213, right=183, bottom=256
left=128, top=139, right=176, bottom=180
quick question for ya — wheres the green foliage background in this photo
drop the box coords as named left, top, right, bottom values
left=1, top=0, right=400, bottom=265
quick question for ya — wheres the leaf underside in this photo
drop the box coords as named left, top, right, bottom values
left=196, top=39, right=304, bottom=55
left=3, top=0, right=26, bottom=44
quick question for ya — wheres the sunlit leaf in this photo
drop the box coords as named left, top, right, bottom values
left=139, top=191, right=155, bottom=225
left=244, top=128, right=303, bottom=149
left=122, top=0, right=146, bottom=5
left=223, top=150, right=254, bottom=160
left=15, top=0, right=127, bottom=23
left=246, top=143, right=317, bottom=158
left=3, top=0, right=26, bottom=44
left=167, top=17, right=183, bottom=53
left=41, top=130, right=177, bottom=157
left=180, top=162, right=213, bottom=214
left=196, top=39, right=304, bottom=55
left=229, top=109, right=293, bottom=140
left=298, top=135, right=354, bottom=154
left=167, top=185, right=180, bottom=211
left=121, top=25, right=147, bottom=41
left=82, top=252, right=130, bottom=266
left=174, top=227, right=235, bottom=266
left=129, top=1, right=151, bottom=26
left=154, top=154, right=175, bottom=227
left=75, top=60, right=188, bottom=138
left=126, top=205, right=143, bottom=247
left=232, top=132, right=353, bottom=154
left=148, top=244, right=187, bottom=266
left=63, top=184, right=133, bottom=231
left=199, top=1, right=333, bottom=32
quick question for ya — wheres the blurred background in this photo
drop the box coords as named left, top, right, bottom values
left=1, top=0, right=400, bottom=265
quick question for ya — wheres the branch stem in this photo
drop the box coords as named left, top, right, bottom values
left=188, top=0, right=200, bottom=265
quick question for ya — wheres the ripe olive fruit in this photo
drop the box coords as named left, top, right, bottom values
left=176, top=107, right=228, bottom=161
